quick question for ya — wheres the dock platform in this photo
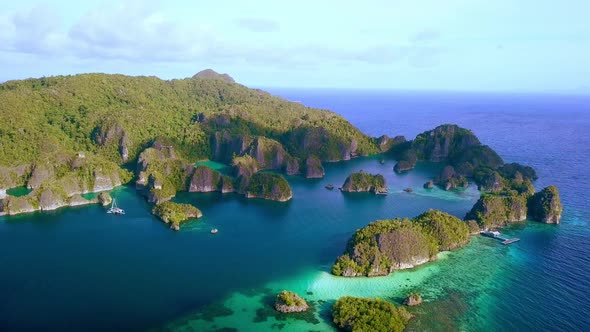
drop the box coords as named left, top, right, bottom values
left=500, top=238, right=520, bottom=245
left=481, top=231, right=520, bottom=245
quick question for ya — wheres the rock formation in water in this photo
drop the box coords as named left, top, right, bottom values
left=304, top=155, right=325, bottom=179
left=152, top=201, right=202, bottom=230
left=528, top=185, right=563, bottom=224
left=274, top=290, right=309, bottom=313
left=464, top=194, right=528, bottom=230
left=465, top=184, right=562, bottom=228
left=245, top=173, right=292, bottom=202
left=98, top=192, right=112, bottom=206
left=393, top=160, right=415, bottom=173
left=332, top=210, right=470, bottom=277
left=403, top=293, right=423, bottom=306
left=340, top=171, right=387, bottom=194
left=435, top=165, right=469, bottom=191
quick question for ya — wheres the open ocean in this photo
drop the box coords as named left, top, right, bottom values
left=1, top=89, right=589, bottom=331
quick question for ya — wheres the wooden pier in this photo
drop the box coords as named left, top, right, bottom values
left=481, top=231, right=520, bottom=245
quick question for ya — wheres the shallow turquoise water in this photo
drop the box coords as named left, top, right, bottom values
left=5, top=186, right=32, bottom=197
left=1, top=91, right=589, bottom=331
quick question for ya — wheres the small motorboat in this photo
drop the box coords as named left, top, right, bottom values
left=210, top=228, right=219, bottom=234
left=325, top=184, right=334, bottom=190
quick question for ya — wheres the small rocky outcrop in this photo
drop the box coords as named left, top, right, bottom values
left=403, top=293, right=423, bottom=306
left=274, top=291, right=309, bottom=313
left=423, top=180, right=434, bottom=189
left=436, top=165, right=468, bottom=191
left=393, top=160, right=414, bottom=173
left=304, top=156, right=325, bottom=179
left=341, top=171, right=387, bottom=194
left=528, top=186, right=563, bottom=224
left=245, top=173, right=292, bottom=202
left=152, top=201, right=203, bottom=230
left=98, top=192, right=112, bottom=206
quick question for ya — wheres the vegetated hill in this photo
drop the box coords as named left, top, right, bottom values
left=389, top=124, right=537, bottom=192
left=0, top=70, right=376, bottom=182
left=0, top=70, right=377, bottom=180
left=331, top=210, right=470, bottom=277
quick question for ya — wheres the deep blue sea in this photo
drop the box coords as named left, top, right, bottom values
left=1, top=90, right=589, bottom=331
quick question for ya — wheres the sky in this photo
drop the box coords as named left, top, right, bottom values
left=0, top=0, right=589, bottom=92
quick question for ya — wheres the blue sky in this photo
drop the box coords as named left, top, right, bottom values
left=1, top=0, right=589, bottom=92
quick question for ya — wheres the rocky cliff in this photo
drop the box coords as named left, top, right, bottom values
left=304, top=156, right=325, bottom=179
left=0, top=187, right=100, bottom=216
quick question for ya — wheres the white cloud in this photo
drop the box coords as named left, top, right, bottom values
left=67, top=1, right=218, bottom=61
left=0, top=5, right=64, bottom=54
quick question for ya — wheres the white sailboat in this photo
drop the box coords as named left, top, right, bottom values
left=107, top=199, right=125, bottom=215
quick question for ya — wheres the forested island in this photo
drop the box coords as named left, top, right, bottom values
left=0, top=70, right=566, bottom=330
